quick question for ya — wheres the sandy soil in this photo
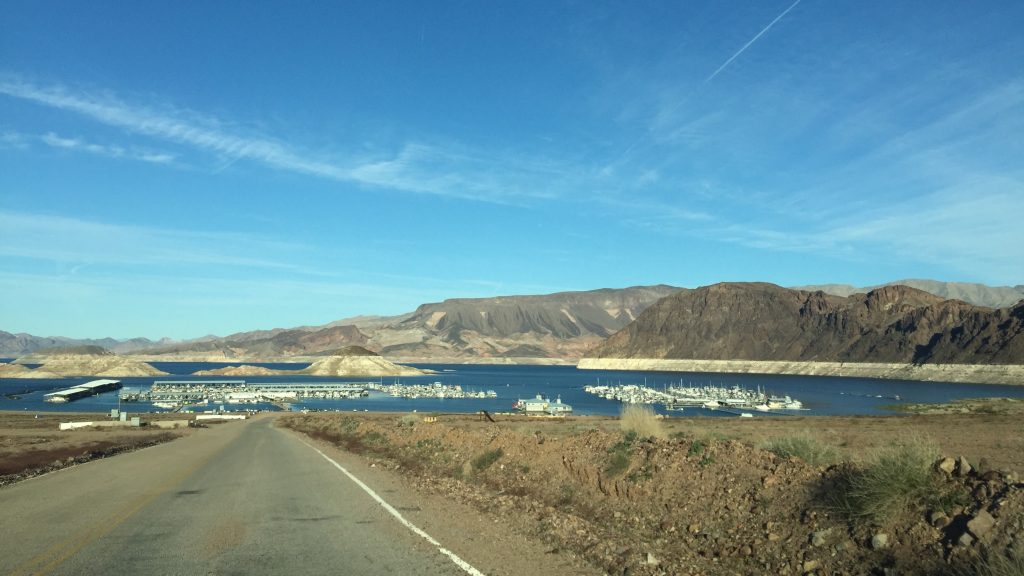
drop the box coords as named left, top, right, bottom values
left=281, top=411, right=1024, bottom=576
left=0, top=411, right=190, bottom=484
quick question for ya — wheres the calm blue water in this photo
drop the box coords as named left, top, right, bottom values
left=2, top=362, right=1023, bottom=416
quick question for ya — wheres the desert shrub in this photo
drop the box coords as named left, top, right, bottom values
left=398, top=414, right=419, bottom=428
left=619, top=404, right=666, bottom=440
left=831, top=435, right=941, bottom=524
left=605, top=432, right=637, bottom=477
left=688, top=439, right=706, bottom=457
left=764, top=434, right=839, bottom=467
left=471, top=448, right=504, bottom=472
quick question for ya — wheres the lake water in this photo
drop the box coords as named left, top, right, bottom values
left=2, top=361, right=1024, bottom=417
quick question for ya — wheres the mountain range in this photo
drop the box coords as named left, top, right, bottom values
left=796, top=279, right=1024, bottom=309
left=2, top=280, right=1022, bottom=361
left=588, top=283, right=1024, bottom=365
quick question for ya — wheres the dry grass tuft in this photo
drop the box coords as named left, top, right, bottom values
left=763, top=434, right=839, bottom=467
left=831, top=434, right=943, bottom=524
left=619, top=404, right=666, bottom=440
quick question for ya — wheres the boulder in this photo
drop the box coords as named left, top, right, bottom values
left=936, top=457, right=956, bottom=475
left=967, top=509, right=996, bottom=539
left=956, top=456, right=973, bottom=477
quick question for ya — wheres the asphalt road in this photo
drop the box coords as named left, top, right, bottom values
left=0, top=416, right=481, bottom=575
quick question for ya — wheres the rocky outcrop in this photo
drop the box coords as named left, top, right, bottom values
left=299, top=351, right=430, bottom=377
left=191, top=365, right=286, bottom=376
left=3, top=347, right=168, bottom=378
left=3, top=355, right=168, bottom=378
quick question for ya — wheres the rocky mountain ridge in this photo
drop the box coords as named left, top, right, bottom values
left=796, top=279, right=1024, bottom=309
left=588, top=282, right=1024, bottom=365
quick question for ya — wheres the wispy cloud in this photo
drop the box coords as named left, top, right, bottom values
left=39, top=131, right=175, bottom=164
left=704, top=0, right=802, bottom=84
left=0, top=210, right=307, bottom=271
left=0, top=77, right=561, bottom=203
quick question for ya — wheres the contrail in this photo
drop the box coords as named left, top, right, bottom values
left=704, top=0, right=802, bottom=84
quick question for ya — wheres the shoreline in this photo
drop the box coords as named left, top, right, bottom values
left=577, top=358, right=1024, bottom=385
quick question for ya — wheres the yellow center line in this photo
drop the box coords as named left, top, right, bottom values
left=10, top=425, right=246, bottom=576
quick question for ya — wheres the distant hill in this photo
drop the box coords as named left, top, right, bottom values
left=794, top=280, right=1024, bottom=309
left=588, top=283, right=1024, bottom=365
left=371, top=285, right=681, bottom=360
left=125, top=285, right=680, bottom=361
left=0, top=332, right=175, bottom=357
left=138, top=325, right=368, bottom=359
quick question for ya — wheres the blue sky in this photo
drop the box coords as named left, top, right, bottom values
left=2, top=1, right=1022, bottom=339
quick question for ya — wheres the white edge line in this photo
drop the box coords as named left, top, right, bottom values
left=298, top=439, right=487, bottom=576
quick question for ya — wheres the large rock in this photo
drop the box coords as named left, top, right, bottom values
left=967, top=510, right=996, bottom=539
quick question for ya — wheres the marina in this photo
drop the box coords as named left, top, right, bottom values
left=6, top=362, right=1024, bottom=417
left=121, top=380, right=373, bottom=408
left=583, top=382, right=806, bottom=414
left=43, top=379, right=122, bottom=403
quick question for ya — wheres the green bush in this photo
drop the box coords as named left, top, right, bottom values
left=688, top=439, right=706, bottom=457
left=764, top=435, right=839, bottom=467
left=831, top=435, right=941, bottom=524
left=605, top=432, right=636, bottom=477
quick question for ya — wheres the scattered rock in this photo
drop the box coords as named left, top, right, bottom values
left=956, top=456, right=973, bottom=477
left=802, top=559, right=820, bottom=572
left=936, top=457, right=956, bottom=475
left=871, top=533, right=889, bottom=550
left=645, top=552, right=659, bottom=566
left=958, top=532, right=975, bottom=547
left=810, top=529, right=831, bottom=547
left=929, top=510, right=950, bottom=528
left=976, top=457, right=991, bottom=475
left=974, top=484, right=991, bottom=500
left=967, top=509, right=996, bottom=539
left=768, top=533, right=781, bottom=542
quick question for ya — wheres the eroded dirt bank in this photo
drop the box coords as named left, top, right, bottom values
left=281, top=412, right=1023, bottom=576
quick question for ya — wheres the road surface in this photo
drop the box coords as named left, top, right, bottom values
left=0, top=415, right=521, bottom=575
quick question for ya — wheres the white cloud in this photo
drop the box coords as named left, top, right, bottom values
left=0, top=210, right=306, bottom=271
left=37, top=131, right=175, bottom=164
left=0, top=77, right=564, bottom=203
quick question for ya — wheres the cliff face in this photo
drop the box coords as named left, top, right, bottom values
left=590, top=283, right=1024, bottom=365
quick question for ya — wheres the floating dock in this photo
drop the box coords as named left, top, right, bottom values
left=44, top=379, right=122, bottom=403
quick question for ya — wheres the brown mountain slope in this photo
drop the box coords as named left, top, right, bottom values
left=375, top=285, right=681, bottom=360
left=795, top=279, right=1024, bottom=309
left=589, top=282, right=1024, bottom=365
left=137, top=325, right=368, bottom=359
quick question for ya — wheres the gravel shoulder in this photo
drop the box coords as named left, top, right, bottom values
left=281, top=410, right=1024, bottom=575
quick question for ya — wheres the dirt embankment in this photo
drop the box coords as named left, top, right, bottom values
left=0, top=412, right=188, bottom=486
left=281, top=412, right=1024, bottom=576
